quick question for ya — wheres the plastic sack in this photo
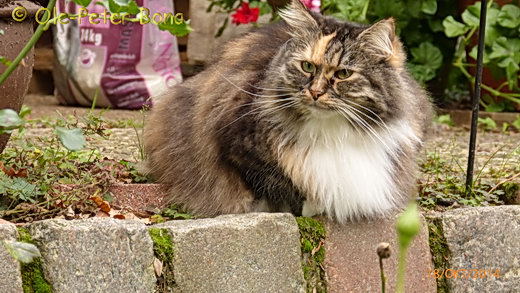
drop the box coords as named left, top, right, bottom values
left=53, top=0, right=182, bottom=109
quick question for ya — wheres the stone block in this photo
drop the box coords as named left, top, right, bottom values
left=28, top=218, right=156, bottom=293
left=155, top=213, right=305, bottom=293
left=323, top=214, right=436, bottom=292
left=0, top=222, right=23, bottom=293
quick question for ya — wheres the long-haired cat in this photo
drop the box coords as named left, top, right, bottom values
left=144, top=0, right=433, bottom=223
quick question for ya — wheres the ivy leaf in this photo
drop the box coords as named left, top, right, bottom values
left=158, top=18, right=192, bottom=37
left=72, top=0, right=92, bottom=7
left=55, top=127, right=86, bottom=151
left=498, top=4, right=520, bottom=29
left=421, top=0, right=437, bottom=15
left=443, top=16, right=469, bottom=37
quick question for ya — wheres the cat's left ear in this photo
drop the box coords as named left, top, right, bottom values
left=358, top=18, right=405, bottom=67
left=279, top=0, right=320, bottom=36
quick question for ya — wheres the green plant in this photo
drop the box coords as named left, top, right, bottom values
left=434, top=114, right=455, bottom=126
left=395, top=202, right=421, bottom=293
left=0, top=108, right=149, bottom=222
left=443, top=1, right=520, bottom=111
left=296, top=216, right=326, bottom=293
left=0, top=0, right=192, bottom=86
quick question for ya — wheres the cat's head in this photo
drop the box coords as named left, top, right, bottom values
left=266, top=0, right=407, bottom=124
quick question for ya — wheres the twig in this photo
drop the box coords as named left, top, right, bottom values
left=489, top=172, right=520, bottom=194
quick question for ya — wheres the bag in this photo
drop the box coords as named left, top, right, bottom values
left=53, top=0, right=182, bottom=109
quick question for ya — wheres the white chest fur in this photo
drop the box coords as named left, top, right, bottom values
left=279, top=116, right=418, bottom=223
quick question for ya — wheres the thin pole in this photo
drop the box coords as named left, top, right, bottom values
left=465, top=0, right=488, bottom=195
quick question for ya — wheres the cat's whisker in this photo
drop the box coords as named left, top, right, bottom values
left=349, top=106, right=392, bottom=151
left=342, top=99, right=391, bottom=133
left=337, top=106, right=392, bottom=152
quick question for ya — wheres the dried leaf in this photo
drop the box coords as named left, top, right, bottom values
left=153, top=257, right=163, bottom=277
left=90, top=196, right=111, bottom=213
left=113, top=214, right=125, bottom=219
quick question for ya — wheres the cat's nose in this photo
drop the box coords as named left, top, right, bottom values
left=310, top=89, right=326, bottom=100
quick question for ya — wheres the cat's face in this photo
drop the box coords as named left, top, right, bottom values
left=267, top=1, right=406, bottom=124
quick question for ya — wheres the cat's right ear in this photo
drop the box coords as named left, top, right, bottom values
left=279, top=0, right=319, bottom=36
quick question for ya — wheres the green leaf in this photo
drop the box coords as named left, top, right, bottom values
left=410, top=42, right=443, bottom=70
left=371, top=0, right=405, bottom=19
left=249, top=1, right=272, bottom=16
left=421, top=0, right=437, bottom=15
left=408, top=64, right=436, bottom=83
left=107, top=0, right=139, bottom=14
left=443, top=16, right=469, bottom=37
left=512, top=115, right=520, bottom=131
left=469, top=45, right=491, bottom=64
left=158, top=18, right=193, bottom=37
left=498, top=4, right=520, bottom=29
left=434, top=114, right=454, bottom=126
left=72, top=0, right=92, bottom=7
left=0, top=109, right=24, bottom=133
left=335, top=0, right=370, bottom=23
left=461, top=4, right=480, bottom=27
left=55, top=127, right=86, bottom=151
left=478, top=117, right=497, bottom=131
left=484, top=102, right=505, bottom=112
left=3, top=240, right=41, bottom=264
left=489, top=37, right=520, bottom=64
left=0, top=56, right=11, bottom=66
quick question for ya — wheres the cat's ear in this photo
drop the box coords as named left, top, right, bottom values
left=279, top=0, right=319, bottom=36
left=358, top=18, right=405, bottom=67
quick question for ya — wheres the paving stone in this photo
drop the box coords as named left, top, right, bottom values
left=155, top=213, right=305, bottom=293
left=323, top=214, right=436, bottom=292
left=28, top=218, right=156, bottom=293
left=432, top=206, right=520, bottom=292
left=0, top=223, right=23, bottom=293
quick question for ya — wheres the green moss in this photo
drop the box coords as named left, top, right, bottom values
left=148, top=228, right=175, bottom=292
left=17, top=227, right=53, bottom=293
left=426, top=217, right=450, bottom=293
left=296, top=217, right=327, bottom=293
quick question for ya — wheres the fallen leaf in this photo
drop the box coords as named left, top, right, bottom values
left=90, top=196, right=111, bottom=213
left=153, top=257, right=163, bottom=277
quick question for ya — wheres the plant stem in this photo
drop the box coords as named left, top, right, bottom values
left=396, top=246, right=407, bottom=293
left=0, top=0, right=57, bottom=86
left=379, top=257, right=386, bottom=293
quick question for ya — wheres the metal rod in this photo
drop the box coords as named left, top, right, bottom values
left=465, top=0, right=488, bottom=195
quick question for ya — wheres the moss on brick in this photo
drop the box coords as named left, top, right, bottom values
left=149, top=228, right=175, bottom=292
left=17, top=227, right=53, bottom=293
left=296, top=217, right=326, bottom=293
left=426, top=217, right=450, bottom=293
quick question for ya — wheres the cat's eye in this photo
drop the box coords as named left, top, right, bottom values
left=335, top=69, right=350, bottom=79
left=301, top=61, right=316, bottom=73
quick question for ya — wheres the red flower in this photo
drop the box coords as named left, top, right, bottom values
left=231, top=2, right=260, bottom=25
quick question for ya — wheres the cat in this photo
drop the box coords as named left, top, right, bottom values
left=143, top=0, right=433, bottom=223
